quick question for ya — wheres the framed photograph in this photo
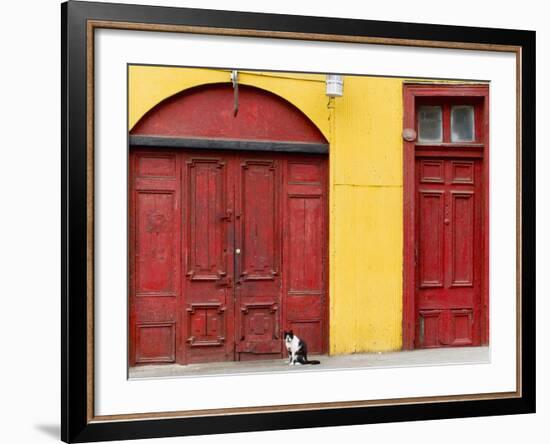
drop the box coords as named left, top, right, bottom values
left=61, top=1, right=535, bottom=442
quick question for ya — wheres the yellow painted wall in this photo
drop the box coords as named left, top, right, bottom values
left=129, top=65, right=404, bottom=354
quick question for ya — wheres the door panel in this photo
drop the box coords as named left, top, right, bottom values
left=185, top=158, right=228, bottom=281
left=129, top=151, right=181, bottom=366
left=415, top=158, right=482, bottom=348
left=451, top=191, right=474, bottom=286
left=418, top=190, right=444, bottom=288
left=235, top=156, right=282, bottom=359
left=238, top=159, right=280, bottom=282
left=130, top=148, right=328, bottom=365
left=183, top=154, right=235, bottom=363
left=283, top=157, right=327, bottom=354
left=135, top=191, right=177, bottom=295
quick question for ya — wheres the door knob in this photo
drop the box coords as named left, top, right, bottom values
left=235, top=248, right=241, bottom=254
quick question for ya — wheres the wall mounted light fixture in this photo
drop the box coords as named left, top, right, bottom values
left=326, top=74, right=344, bottom=97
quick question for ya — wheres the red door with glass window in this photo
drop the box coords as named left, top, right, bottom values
left=128, top=84, right=328, bottom=365
left=403, top=85, right=489, bottom=349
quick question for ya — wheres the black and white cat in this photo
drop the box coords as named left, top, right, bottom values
left=283, top=330, right=320, bottom=366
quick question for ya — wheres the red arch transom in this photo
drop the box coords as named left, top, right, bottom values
left=131, top=83, right=327, bottom=144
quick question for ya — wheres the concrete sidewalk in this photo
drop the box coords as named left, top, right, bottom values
left=129, top=346, right=490, bottom=379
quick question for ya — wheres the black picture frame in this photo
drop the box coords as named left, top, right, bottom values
left=61, top=1, right=536, bottom=442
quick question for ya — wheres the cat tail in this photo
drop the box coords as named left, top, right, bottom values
left=305, top=359, right=321, bottom=365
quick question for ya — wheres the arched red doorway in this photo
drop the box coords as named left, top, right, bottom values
left=129, top=84, right=329, bottom=365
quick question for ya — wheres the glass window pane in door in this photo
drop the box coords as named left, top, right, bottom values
left=418, top=106, right=442, bottom=142
left=451, top=105, right=475, bottom=142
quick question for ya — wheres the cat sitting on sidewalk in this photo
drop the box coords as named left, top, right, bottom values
left=283, top=330, right=321, bottom=366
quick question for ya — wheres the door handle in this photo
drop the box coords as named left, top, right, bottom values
left=220, top=209, right=233, bottom=222
left=217, top=276, right=232, bottom=287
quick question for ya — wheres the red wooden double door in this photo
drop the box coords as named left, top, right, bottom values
left=129, top=148, right=328, bottom=365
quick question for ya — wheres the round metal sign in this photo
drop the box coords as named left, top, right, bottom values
left=402, top=128, right=417, bottom=142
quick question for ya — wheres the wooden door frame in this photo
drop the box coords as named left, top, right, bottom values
left=402, top=83, right=490, bottom=350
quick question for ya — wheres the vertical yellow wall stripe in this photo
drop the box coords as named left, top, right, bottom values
left=329, top=76, right=404, bottom=353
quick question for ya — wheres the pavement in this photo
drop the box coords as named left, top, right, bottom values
left=129, top=346, right=490, bottom=379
